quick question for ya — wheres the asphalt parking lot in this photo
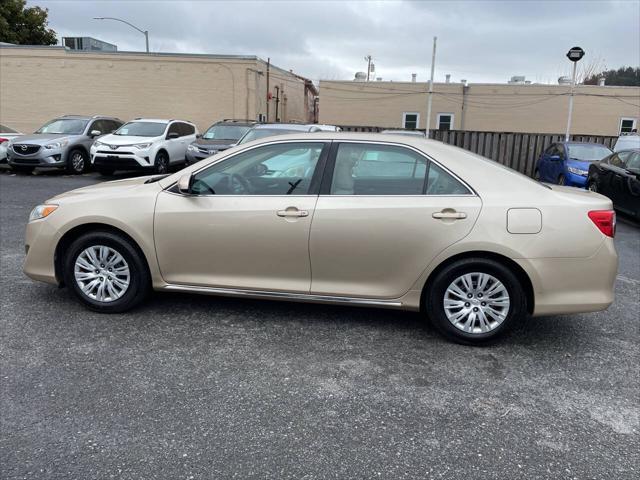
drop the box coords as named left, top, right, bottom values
left=1, top=169, right=638, bottom=480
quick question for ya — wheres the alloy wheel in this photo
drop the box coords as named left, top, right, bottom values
left=443, top=272, right=511, bottom=334
left=74, top=245, right=130, bottom=302
left=71, top=151, right=85, bottom=173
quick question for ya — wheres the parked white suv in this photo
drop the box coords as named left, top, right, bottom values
left=90, top=119, right=197, bottom=175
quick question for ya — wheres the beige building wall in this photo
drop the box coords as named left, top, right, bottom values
left=319, top=80, right=640, bottom=136
left=0, top=46, right=309, bottom=133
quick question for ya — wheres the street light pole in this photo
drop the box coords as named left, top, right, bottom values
left=425, top=36, right=437, bottom=137
left=93, top=17, right=149, bottom=53
left=565, top=46, right=585, bottom=142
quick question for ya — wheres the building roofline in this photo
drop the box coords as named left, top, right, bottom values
left=318, top=79, right=640, bottom=89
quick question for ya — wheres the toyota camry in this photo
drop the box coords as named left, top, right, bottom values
left=24, top=133, right=618, bottom=344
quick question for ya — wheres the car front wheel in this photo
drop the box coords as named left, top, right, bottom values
left=425, top=258, right=527, bottom=345
left=154, top=151, right=169, bottom=174
left=63, top=231, right=150, bottom=313
left=588, top=179, right=598, bottom=192
left=67, top=148, right=88, bottom=174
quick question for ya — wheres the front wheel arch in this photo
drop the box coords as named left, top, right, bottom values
left=421, top=251, right=534, bottom=316
left=54, top=223, right=151, bottom=287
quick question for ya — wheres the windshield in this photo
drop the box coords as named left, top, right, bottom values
left=0, top=124, right=18, bottom=134
left=203, top=125, right=251, bottom=140
left=238, top=128, right=301, bottom=145
left=115, top=122, right=167, bottom=137
left=567, top=144, right=612, bottom=162
left=626, top=152, right=640, bottom=172
left=36, top=119, right=88, bottom=135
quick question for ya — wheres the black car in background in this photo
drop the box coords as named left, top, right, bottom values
left=588, top=149, right=640, bottom=220
left=185, top=119, right=256, bottom=165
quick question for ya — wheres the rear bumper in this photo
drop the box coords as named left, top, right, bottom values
left=517, top=239, right=618, bottom=316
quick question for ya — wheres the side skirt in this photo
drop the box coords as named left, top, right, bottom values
left=162, top=284, right=405, bottom=309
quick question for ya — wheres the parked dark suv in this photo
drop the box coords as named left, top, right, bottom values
left=185, top=119, right=257, bottom=165
left=7, top=115, right=123, bottom=174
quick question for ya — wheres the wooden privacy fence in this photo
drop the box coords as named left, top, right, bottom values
left=338, top=126, right=618, bottom=177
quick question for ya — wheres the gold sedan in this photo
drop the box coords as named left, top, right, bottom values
left=24, top=133, right=618, bottom=344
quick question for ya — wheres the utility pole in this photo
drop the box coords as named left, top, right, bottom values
left=266, top=58, right=270, bottom=122
left=364, top=55, right=372, bottom=81
left=425, top=36, right=437, bottom=137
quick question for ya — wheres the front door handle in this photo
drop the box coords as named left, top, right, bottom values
left=433, top=210, right=467, bottom=220
left=277, top=208, right=309, bottom=218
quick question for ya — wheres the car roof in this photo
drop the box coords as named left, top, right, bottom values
left=252, top=123, right=314, bottom=131
left=58, top=115, right=121, bottom=120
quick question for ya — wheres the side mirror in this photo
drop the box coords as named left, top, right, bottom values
left=196, top=133, right=202, bottom=139
left=90, top=130, right=102, bottom=137
left=177, top=173, right=192, bottom=194
left=167, top=132, right=180, bottom=140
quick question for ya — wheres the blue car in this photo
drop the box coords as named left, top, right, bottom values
left=535, top=142, right=612, bottom=188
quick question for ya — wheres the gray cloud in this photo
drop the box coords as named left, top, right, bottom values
left=33, top=0, right=639, bottom=84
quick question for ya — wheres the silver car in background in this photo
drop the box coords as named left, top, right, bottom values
left=7, top=115, right=122, bottom=174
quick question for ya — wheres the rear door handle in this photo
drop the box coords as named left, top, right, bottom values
left=277, top=209, right=309, bottom=218
left=432, top=211, right=467, bottom=220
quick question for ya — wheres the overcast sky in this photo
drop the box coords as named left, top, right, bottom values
left=33, top=0, right=640, bottom=84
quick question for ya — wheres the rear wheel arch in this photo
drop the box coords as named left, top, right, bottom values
left=421, top=251, right=534, bottom=315
left=54, top=223, right=151, bottom=286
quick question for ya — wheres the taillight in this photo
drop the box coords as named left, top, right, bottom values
left=0, top=138, right=8, bottom=144
left=588, top=210, right=616, bottom=238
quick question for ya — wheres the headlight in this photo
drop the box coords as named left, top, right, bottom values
left=133, top=143, right=151, bottom=149
left=187, top=144, right=197, bottom=151
left=44, top=139, right=69, bottom=150
left=94, top=140, right=104, bottom=147
left=568, top=166, right=588, bottom=176
left=29, top=204, right=58, bottom=222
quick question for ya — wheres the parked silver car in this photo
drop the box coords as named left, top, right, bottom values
left=7, top=115, right=122, bottom=174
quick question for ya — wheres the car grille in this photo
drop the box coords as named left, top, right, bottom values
left=96, top=150, right=135, bottom=156
left=11, top=157, right=41, bottom=164
left=93, top=156, right=145, bottom=168
left=12, top=144, right=41, bottom=155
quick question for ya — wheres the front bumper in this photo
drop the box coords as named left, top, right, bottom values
left=24, top=217, right=61, bottom=285
left=564, top=170, right=588, bottom=188
left=91, top=148, right=153, bottom=170
left=7, top=147, right=65, bottom=168
left=185, top=149, right=211, bottom=164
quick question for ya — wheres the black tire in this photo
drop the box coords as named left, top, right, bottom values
left=425, top=258, right=527, bottom=345
left=63, top=231, right=150, bottom=313
left=558, top=174, right=566, bottom=186
left=96, top=167, right=115, bottom=176
left=534, top=169, right=540, bottom=181
left=66, top=148, right=88, bottom=174
left=154, top=151, right=169, bottom=174
left=9, top=165, right=34, bottom=174
left=588, top=179, right=598, bottom=193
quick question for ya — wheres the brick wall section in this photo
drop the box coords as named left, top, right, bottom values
left=0, top=46, right=310, bottom=133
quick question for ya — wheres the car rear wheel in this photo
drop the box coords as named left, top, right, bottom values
left=425, top=258, right=527, bottom=345
left=154, top=151, right=169, bottom=174
left=67, top=148, right=88, bottom=174
left=63, top=231, right=150, bottom=313
left=588, top=180, right=598, bottom=192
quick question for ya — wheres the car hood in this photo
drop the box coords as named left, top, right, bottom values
left=191, top=139, right=236, bottom=148
left=48, top=175, right=161, bottom=202
left=11, top=133, right=76, bottom=145
left=98, top=134, right=160, bottom=146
